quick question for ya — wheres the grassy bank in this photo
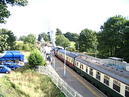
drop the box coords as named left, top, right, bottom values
left=0, top=67, right=65, bottom=97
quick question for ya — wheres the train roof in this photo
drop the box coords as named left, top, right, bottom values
left=58, top=49, right=79, bottom=58
left=76, top=55, right=129, bottom=85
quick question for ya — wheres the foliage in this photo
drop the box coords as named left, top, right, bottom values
left=0, top=0, right=28, bottom=23
left=19, top=35, right=26, bottom=41
left=28, top=50, right=46, bottom=67
left=15, top=41, right=35, bottom=51
left=16, top=34, right=36, bottom=51
left=55, top=35, right=70, bottom=48
left=56, top=28, right=62, bottom=35
left=64, top=32, right=79, bottom=42
left=23, top=34, right=36, bottom=44
left=0, top=68, right=65, bottom=97
left=78, top=28, right=98, bottom=53
left=98, top=15, right=129, bottom=61
left=38, top=33, right=49, bottom=42
left=0, top=28, right=16, bottom=52
left=0, top=3, right=10, bottom=23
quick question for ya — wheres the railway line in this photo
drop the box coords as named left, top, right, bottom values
left=51, top=55, right=107, bottom=97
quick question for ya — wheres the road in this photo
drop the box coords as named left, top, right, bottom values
left=50, top=55, right=107, bottom=97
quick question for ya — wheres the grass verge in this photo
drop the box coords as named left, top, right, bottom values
left=0, top=66, right=65, bottom=97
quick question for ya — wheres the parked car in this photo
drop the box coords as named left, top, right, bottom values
left=3, top=62, right=23, bottom=70
left=0, top=65, right=11, bottom=73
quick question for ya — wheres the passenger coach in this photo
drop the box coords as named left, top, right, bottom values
left=55, top=49, right=129, bottom=97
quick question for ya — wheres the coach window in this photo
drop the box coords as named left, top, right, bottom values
left=125, top=86, right=129, bottom=97
left=104, top=75, right=110, bottom=86
left=86, top=66, right=88, bottom=73
left=76, top=62, right=78, bottom=66
left=89, top=68, right=93, bottom=76
left=96, top=71, right=100, bottom=80
left=80, top=64, right=83, bottom=70
left=113, top=80, right=120, bottom=93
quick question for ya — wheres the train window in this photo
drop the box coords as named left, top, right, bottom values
left=89, top=68, right=93, bottom=76
left=104, top=75, right=110, bottom=86
left=125, top=86, right=129, bottom=97
left=86, top=66, right=88, bottom=73
left=80, top=64, right=83, bottom=70
left=96, top=71, right=100, bottom=80
left=113, top=80, right=120, bottom=93
left=76, top=62, right=78, bottom=66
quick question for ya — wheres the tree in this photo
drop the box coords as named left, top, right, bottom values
left=0, top=3, right=10, bottom=23
left=38, top=33, right=49, bottom=42
left=78, top=28, right=98, bottom=53
left=0, top=29, right=16, bottom=52
left=0, top=0, right=28, bottom=23
left=56, top=28, right=62, bottom=35
left=64, top=32, right=79, bottom=42
left=55, top=35, right=70, bottom=48
left=116, top=20, right=129, bottom=62
left=98, top=15, right=127, bottom=58
left=24, top=34, right=36, bottom=44
left=19, top=35, right=26, bottom=41
left=28, top=49, right=46, bottom=67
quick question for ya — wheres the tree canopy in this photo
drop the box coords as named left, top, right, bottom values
left=38, top=33, right=49, bottom=42
left=78, top=28, right=98, bottom=53
left=0, top=0, right=28, bottom=23
left=23, top=34, right=36, bottom=44
left=0, top=29, right=16, bottom=52
left=64, top=32, right=79, bottom=42
left=56, top=28, right=62, bottom=35
left=55, top=35, right=70, bottom=48
left=98, top=15, right=128, bottom=57
left=97, top=15, right=129, bottom=62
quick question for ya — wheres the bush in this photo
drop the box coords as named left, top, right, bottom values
left=28, top=50, right=46, bottom=67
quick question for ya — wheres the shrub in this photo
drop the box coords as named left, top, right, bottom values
left=28, top=50, right=46, bottom=67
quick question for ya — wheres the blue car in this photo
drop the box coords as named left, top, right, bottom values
left=3, top=62, right=23, bottom=70
left=0, top=65, right=11, bottom=73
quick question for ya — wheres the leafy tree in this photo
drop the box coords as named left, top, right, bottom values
left=0, top=29, right=16, bottom=52
left=38, top=33, right=49, bottom=42
left=24, top=34, right=36, bottom=44
left=0, top=3, right=10, bottom=23
left=56, top=28, right=62, bottom=35
left=19, top=35, right=26, bottom=41
left=78, top=28, right=98, bottom=53
left=0, top=0, right=28, bottom=23
left=116, top=20, right=129, bottom=62
left=98, top=15, right=127, bottom=58
left=64, top=32, right=79, bottom=42
left=28, top=49, right=46, bottom=67
left=55, top=35, right=70, bottom=48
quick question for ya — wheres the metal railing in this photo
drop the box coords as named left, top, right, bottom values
left=36, top=65, right=83, bottom=97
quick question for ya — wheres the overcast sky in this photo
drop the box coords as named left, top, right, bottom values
left=1, top=0, right=129, bottom=37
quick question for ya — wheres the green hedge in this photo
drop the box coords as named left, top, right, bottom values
left=28, top=49, right=46, bottom=67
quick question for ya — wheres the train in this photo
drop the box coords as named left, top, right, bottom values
left=54, top=48, right=129, bottom=97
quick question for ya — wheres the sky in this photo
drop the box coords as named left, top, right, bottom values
left=1, top=0, right=129, bottom=37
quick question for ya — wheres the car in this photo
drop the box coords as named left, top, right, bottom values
left=3, top=62, right=23, bottom=70
left=0, top=65, right=11, bottom=73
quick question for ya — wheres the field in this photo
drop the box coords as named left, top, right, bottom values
left=0, top=66, right=65, bottom=97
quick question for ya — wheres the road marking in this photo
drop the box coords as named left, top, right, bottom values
left=54, top=56, right=106, bottom=97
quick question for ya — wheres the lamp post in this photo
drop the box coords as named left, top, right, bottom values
left=63, top=46, right=72, bottom=77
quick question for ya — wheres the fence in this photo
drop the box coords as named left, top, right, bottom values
left=36, top=64, right=83, bottom=97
